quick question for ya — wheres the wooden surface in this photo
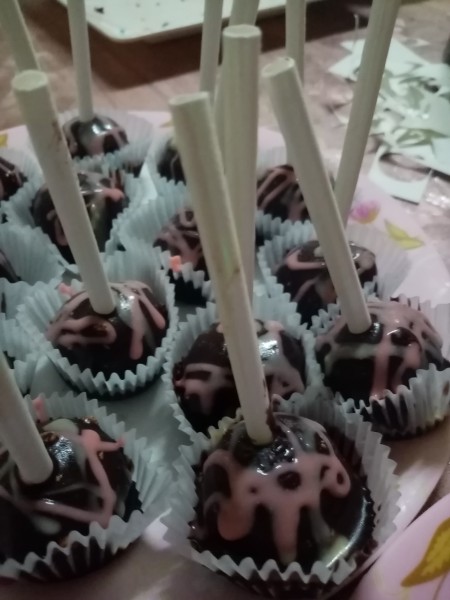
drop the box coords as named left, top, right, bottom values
left=1, top=0, right=450, bottom=579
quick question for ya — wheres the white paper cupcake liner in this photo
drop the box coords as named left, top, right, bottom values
left=115, top=179, right=214, bottom=303
left=258, top=222, right=410, bottom=325
left=0, top=221, right=63, bottom=282
left=0, top=315, right=40, bottom=394
left=0, top=390, right=170, bottom=581
left=314, top=296, right=450, bottom=438
left=163, top=296, right=323, bottom=443
left=163, top=397, right=400, bottom=598
left=0, top=147, right=41, bottom=214
left=57, top=108, right=154, bottom=173
left=18, top=246, right=179, bottom=397
left=5, top=168, right=145, bottom=270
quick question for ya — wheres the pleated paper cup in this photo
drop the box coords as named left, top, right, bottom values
left=258, top=222, right=410, bottom=326
left=116, top=180, right=213, bottom=304
left=164, top=397, right=400, bottom=599
left=0, top=391, right=170, bottom=582
left=17, top=246, right=178, bottom=397
left=0, top=315, right=39, bottom=394
left=315, top=296, right=450, bottom=438
left=163, top=296, right=323, bottom=442
left=58, top=108, right=154, bottom=173
left=5, top=168, right=144, bottom=270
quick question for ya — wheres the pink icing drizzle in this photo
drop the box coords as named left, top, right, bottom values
left=316, top=301, right=444, bottom=399
left=279, top=244, right=375, bottom=305
left=46, top=281, right=167, bottom=360
left=0, top=421, right=125, bottom=528
left=204, top=417, right=351, bottom=564
left=257, top=166, right=307, bottom=221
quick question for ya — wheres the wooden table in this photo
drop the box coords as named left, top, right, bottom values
left=1, top=0, right=450, bottom=569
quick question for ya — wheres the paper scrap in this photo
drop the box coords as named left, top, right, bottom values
left=369, top=147, right=430, bottom=204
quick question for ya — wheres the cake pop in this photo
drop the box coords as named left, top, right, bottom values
left=0, top=156, right=27, bottom=201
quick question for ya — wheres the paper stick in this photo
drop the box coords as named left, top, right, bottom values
left=222, top=25, right=260, bottom=297
left=0, top=0, right=39, bottom=71
left=67, top=0, right=94, bottom=122
left=13, top=70, right=115, bottom=315
left=199, top=0, right=224, bottom=98
left=286, top=0, right=307, bottom=81
left=171, top=92, right=272, bottom=445
left=215, top=0, right=260, bottom=148
left=335, top=0, right=401, bottom=223
left=263, top=58, right=371, bottom=334
left=229, top=0, right=260, bottom=26
left=0, top=353, right=53, bottom=485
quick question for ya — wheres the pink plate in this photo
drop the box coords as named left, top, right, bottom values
left=352, top=492, right=450, bottom=600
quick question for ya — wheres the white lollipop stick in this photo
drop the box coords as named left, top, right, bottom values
left=171, top=92, right=272, bottom=445
left=263, top=58, right=371, bottom=334
left=67, top=0, right=94, bottom=122
left=222, top=25, right=260, bottom=297
left=13, top=70, right=115, bottom=315
left=286, top=0, right=307, bottom=81
left=0, top=353, right=53, bottom=485
left=215, top=0, right=260, bottom=149
left=335, top=0, right=401, bottom=223
left=229, top=0, right=260, bottom=26
left=0, top=0, right=39, bottom=71
left=199, top=0, right=224, bottom=98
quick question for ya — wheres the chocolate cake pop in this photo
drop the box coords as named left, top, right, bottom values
left=274, top=240, right=377, bottom=325
left=154, top=207, right=206, bottom=273
left=0, top=415, right=139, bottom=563
left=32, top=171, right=129, bottom=263
left=173, top=320, right=306, bottom=433
left=153, top=207, right=207, bottom=304
left=157, top=140, right=185, bottom=184
left=316, top=301, right=449, bottom=406
left=63, top=115, right=128, bottom=159
left=257, top=164, right=309, bottom=223
left=46, top=281, right=168, bottom=379
left=191, top=412, right=374, bottom=570
left=0, top=156, right=27, bottom=201
left=0, top=249, right=20, bottom=283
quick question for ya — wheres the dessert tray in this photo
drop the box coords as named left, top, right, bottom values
left=2, top=110, right=450, bottom=600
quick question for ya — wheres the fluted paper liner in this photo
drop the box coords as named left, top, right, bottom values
left=58, top=108, right=154, bottom=173
left=18, top=246, right=178, bottom=397
left=0, top=315, right=39, bottom=394
left=115, top=178, right=213, bottom=302
left=164, top=397, right=400, bottom=598
left=258, top=222, right=411, bottom=324
left=0, top=391, right=170, bottom=581
left=5, top=168, right=145, bottom=270
left=314, top=296, right=450, bottom=438
left=163, top=296, right=323, bottom=444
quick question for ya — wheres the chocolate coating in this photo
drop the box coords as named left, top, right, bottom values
left=32, top=171, right=129, bottom=263
left=157, top=141, right=185, bottom=184
left=63, top=116, right=128, bottom=159
left=47, top=281, right=168, bottom=378
left=191, top=413, right=374, bottom=570
left=0, top=156, right=27, bottom=201
left=157, top=140, right=186, bottom=183
left=0, top=249, right=20, bottom=283
left=173, top=320, right=307, bottom=433
left=316, top=301, right=448, bottom=405
left=154, top=207, right=206, bottom=274
left=0, top=416, right=139, bottom=564
left=274, top=240, right=377, bottom=325
left=257, top=164, right=309, bottom=223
